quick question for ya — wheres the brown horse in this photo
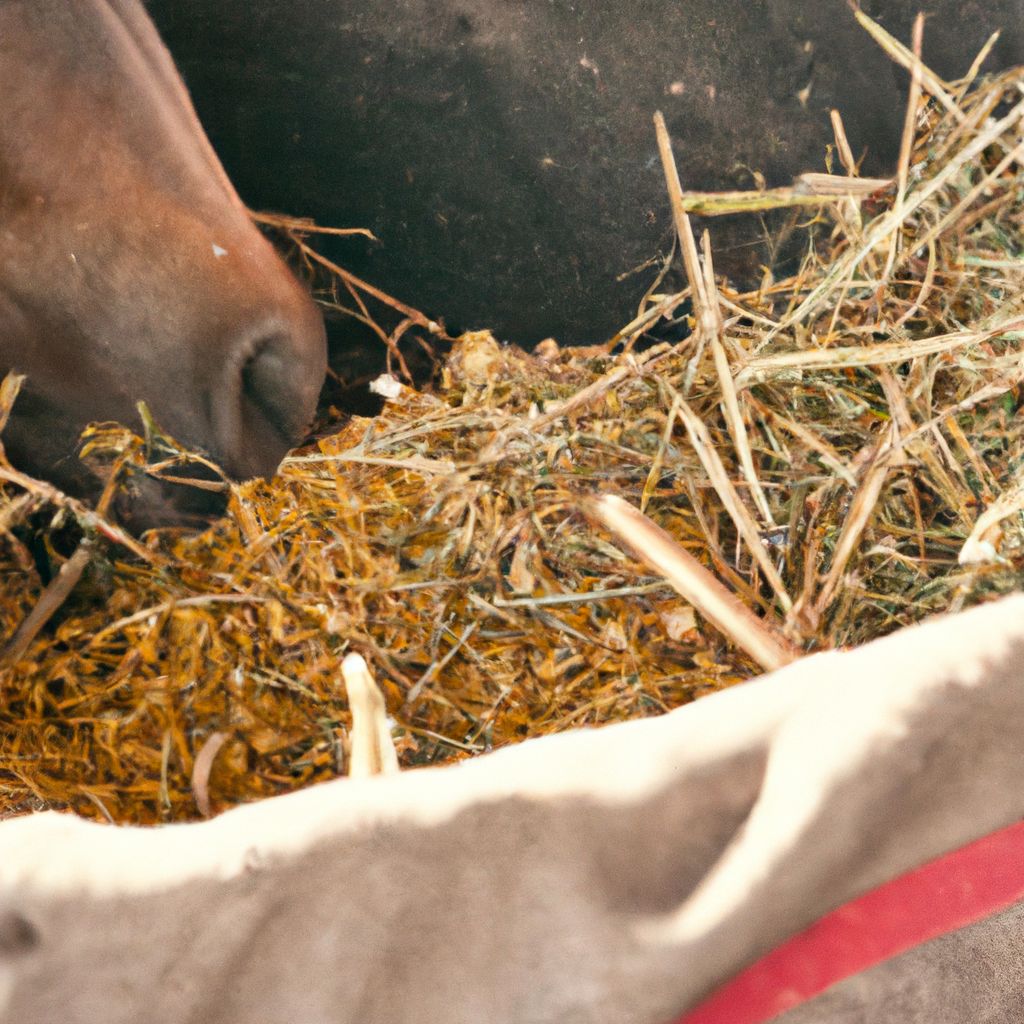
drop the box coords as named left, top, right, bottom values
left=0, top=0, right=327, bottom=530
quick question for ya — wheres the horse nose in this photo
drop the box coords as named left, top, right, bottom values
left=116, top=306, right=326, bottom=534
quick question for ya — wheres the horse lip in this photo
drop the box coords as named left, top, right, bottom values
left=112, top=467, right=232, bottom=535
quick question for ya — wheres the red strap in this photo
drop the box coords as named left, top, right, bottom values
left=674, top=816, right=1024, bottom=1024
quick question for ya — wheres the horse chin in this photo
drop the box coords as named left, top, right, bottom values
left=111, top=468, right=232, bottom=536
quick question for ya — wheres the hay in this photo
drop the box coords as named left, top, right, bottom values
left=3, top=11, right=1024, bottom=824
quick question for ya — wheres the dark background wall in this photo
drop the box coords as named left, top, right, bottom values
left=145, top=0, right=1024, bottom=349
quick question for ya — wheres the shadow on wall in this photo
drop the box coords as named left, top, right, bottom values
left=147, top=0, right=1024, bottom=349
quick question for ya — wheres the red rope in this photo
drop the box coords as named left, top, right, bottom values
left=675, top=816, right=1024, bottom=1024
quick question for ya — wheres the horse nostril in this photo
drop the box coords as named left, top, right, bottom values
left=243, top=341, right=295, bottom=444
left=241, top=329, right=326, bottom=452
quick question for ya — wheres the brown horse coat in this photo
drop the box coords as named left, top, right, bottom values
left=0, top=0, right=326, bottom=529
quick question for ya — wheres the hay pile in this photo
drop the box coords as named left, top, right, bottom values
left=2, top=12, right=1024, bottom=824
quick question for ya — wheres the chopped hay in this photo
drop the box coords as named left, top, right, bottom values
left=2, top=12, right=1024, bottom=824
